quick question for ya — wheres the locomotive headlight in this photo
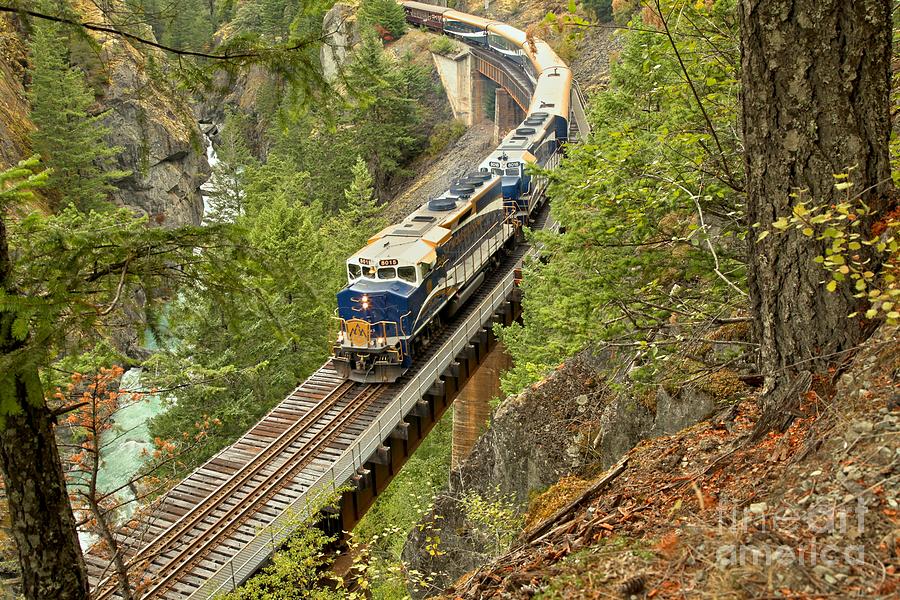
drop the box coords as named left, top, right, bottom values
left=337, top=331, right=344, bottom=342
left=361, top=294, right=369, bottom=310
left=376, top=336, right=385, bottom=346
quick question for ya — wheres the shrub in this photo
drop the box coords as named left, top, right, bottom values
left=429, top=35, right=456, bottom=56
left=426, top=119, right=467, bottom=157
left=583, top=0, right=613, bottom=22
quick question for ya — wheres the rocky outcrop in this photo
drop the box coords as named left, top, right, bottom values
left=0, top=7, right=208, bottom=225
left=0, top=17, right=33, bottom=169
left=321, top=2, right=358, bottom=82
left=193, top=63, right=274, bottom=157
left=402, top=349, right=728, bottom=596
left=77, top=6, right=208, bottom=227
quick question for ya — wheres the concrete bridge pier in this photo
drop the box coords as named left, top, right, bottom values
left=451, top=343, right=511, bottom=468
left=493, top=88, right=524, bottom=144
left=432, top=49, right=488, bottom=126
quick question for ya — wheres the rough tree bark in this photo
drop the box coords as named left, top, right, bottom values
left=0, top=217, right=90, bottom=599
left=739, top=0, right=893, bottom=434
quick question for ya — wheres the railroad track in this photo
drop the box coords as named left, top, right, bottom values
left=93, top=381, right=383, bottom=599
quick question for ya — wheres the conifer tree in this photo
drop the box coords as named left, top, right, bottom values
left=205, top=113, right=256, bottom=224
left=26, top=22, right=129, bottom=213
left=343, top=156, right=378, bottom=219
left=343, top=33, right=425, bottom=198
left=0, top=156, right=232, bottom=599
left=358, top=0, right=407, bottom=40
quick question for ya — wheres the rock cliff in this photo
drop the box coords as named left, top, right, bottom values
left=76, top=4, right=208, bottom=226
left=0, top=17, right=32, bottom=170
left=321, top=2, right=358, bottom=82
left=402, top=348, right=732, bottom=596
left=0, top=9, right=208, bottom=226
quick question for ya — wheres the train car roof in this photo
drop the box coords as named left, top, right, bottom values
left=486, top=21, right=528, bottom=47
left=531, top=39, right=567, bottom=73
left=402, top=1, right=454, bottom=14
left=529, top=68, right=572, bottom=118
left=352, top=232, right=436, bottom=267
left=356, top=177, right=498, bottom=266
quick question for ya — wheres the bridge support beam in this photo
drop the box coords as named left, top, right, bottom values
left=494, top=88, right=524, bottom=144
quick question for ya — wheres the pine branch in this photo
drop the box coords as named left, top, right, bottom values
left=0, top=4, right=322, bottom=61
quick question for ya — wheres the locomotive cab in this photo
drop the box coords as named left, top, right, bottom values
left=334, top=248, right=436, bottom=383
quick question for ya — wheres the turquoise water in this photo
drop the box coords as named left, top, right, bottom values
left=77, top=368, right=167, bottom=550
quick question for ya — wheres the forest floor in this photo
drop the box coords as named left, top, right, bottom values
left=441, top=324, right=900, bottom=599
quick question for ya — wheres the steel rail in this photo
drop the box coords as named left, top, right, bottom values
left=142, top=384, right=385, bottom=599
left=92, top=378, right=358, bottom=600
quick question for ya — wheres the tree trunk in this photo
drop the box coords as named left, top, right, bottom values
left=0, top=217, right=90, bottom=598
left=0, top=367, right=90, bottom=599
left=87, top=494, right=133, bottom=600
left=739, top=0, right=893, bottom=432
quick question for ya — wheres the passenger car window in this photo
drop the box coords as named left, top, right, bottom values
left=377, top=267, right=396, bottom=279
left=348, top=264, right=361, bottom=280
left=398, top=266, right=416, bottom=283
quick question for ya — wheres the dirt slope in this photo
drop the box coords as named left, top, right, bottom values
left=443, top=325, right=900, bottom=599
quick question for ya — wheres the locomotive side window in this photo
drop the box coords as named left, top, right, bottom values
left=398, top=266, right=416, bottom=283
left=348, top=263, right=361, bottom=281
left=419, top=262, right=433, bottom=279
left=377, top=267, right=396, bottom=279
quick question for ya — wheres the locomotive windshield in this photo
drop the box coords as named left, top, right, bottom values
left=348, top=263, right=361, bottom=281
left=398, top=266, right=416, bottom=283
left=377, top=267, right=396, bottom=279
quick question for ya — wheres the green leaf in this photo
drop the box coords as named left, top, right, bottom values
left=757, top=230, right=770, bottom=242
left=826, top=280, right=838, bottom=292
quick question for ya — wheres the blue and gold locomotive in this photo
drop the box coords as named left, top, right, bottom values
left=332, top=1, right=581, bottom=382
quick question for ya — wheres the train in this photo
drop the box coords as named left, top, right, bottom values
left=332, top=1, right=583, bottom=383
